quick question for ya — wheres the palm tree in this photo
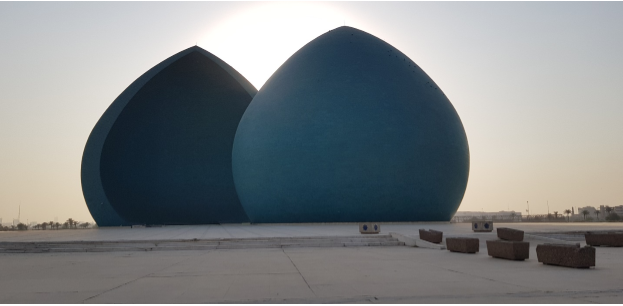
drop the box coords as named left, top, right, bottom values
left=49, top=221, right=54, bottom=229
left=605, top=206, right=612, bottom=215
left=582, top=210, right=589, bottom=220
left=554, top=211, right=559, bottom=219
left=564, top=209, right=572, bottom=222
left=54, top=222, right=61, bottom=230
left=66, top=218, right=74, bottom=229
left=510, top=212, right=517, bottom=222
left=595, top=210, right=600, bottom=221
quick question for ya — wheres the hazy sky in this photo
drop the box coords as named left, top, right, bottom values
left=1, top=1, right=622, bottom=224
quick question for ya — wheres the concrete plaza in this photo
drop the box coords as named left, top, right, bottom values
left=1, top=222, right=623, bottom=303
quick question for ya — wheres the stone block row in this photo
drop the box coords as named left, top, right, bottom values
left=419, top=229, right=443, bottom=244
left=585, top=232, right=623, bottom=247
left=440, top=226, right=597, bottom=269
left=536, top=243, right=595, bottom=268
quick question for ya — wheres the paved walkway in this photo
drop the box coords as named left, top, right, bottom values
left=1, top=222, right=623, bottom=303
left=2, top=222, right=622, bottom=242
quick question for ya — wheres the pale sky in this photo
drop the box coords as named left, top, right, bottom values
left=1, top=1, right=622, bottom=224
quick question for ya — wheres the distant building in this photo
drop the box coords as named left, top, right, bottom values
left=600, top=205, right=623, bottom=216
left=452, top=211, right=522, bottom=221
left=577, top=206, right=598, bottom=215
left=578, top=206, right=595, bottom=220
left=562, top=205, right=623, bottom=221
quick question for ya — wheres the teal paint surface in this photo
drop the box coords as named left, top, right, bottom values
left=82, top=46, right=255, bottom=226
left=232, top=27, right=469, bottom=223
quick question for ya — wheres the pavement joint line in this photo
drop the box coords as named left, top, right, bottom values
left=168, top=226, right=195, bottom=240
left=442, top=266, right=534, bottom=291
left=220, top=225, right=234, bottom=238
left=199, top=224, right=211, bottom=239
left=81, top=249, right=211, bottom=303
left=568, top=295, right=600, bottom=304
left=235, top=225, right=269, bottom=238
left=0, top=235, right=404, bottom=253
left=210, top=288, right=623, bottom=304
left=0, top=234, right=395, bottom=244
left=149, top=271, right=300, bottom=278
left=222, top=271, right=235, bottom=299
left=282, top=248, right=317, bottom=297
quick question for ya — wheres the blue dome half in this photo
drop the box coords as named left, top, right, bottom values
left=82, top=46, right=256, bottom=226
left=232, top=26, right=469, bottom=223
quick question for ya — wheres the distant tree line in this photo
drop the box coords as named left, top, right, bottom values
left=453, top=206, right=621, bottom=223
left=0, top=218, right=95, bottom=231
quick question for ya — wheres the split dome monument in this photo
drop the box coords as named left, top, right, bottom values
left=81, top=26, right=470, bottom=226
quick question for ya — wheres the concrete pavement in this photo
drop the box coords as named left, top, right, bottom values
left=1, top=222, right=623, bottom=303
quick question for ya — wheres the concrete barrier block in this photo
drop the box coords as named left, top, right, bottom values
left=497, top=227, right=524, bottom=241
left=486, top=240, right=529, bottom=260
left=419, top=229, right=443, bottom=244
left=446, top=237, right=479, bottom=253
left=472, top=221, right=493, bottom=232
left=359, top=223, right=380, bottom=234
left=536, top=243, right=595, bottom=268
left=585, top=232, right=623, bottom=247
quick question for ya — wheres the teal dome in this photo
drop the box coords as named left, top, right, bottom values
left=82, top=46, right=255, bottom=226
left=232, top=26, right=470, bottom=223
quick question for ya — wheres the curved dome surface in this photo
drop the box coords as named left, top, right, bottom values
left=232, top=26, right=469, bottom=223
left=82, top=46, right=256, bottom=226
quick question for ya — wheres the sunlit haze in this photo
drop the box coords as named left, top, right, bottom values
left=200, top=2, right=351, bottom=89
left=1, top=2, right=622, bottom=224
